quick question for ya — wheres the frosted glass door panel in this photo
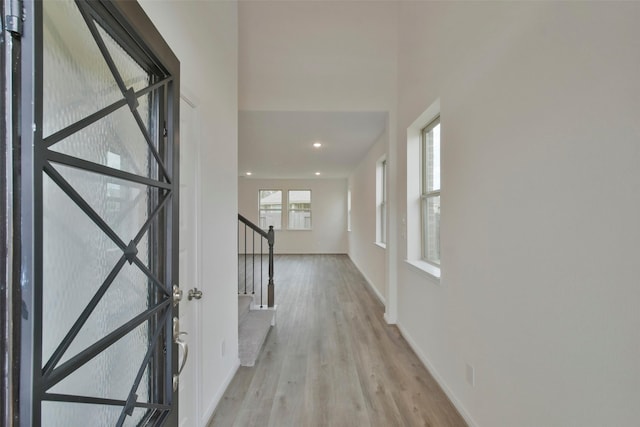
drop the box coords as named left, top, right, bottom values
left=49, top=102, right=153, bottom=177
left=39, top=0, right=168, bottom=422
left=42, top=400, right=148, bottom=427
left=42, top=174, right=124, bottom=364
left=48, top=321, right=150, bottom=402
left=43, top=0, right=122, bottom=138
left=55, top=261, right=151, bottom=366
left=52, top=163, right=153, bottom=244
left=95, top=23, right=150, bottom=93
left=41, top=161, right=153, bottom=415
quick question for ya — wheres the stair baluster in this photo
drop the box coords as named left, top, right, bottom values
left=237, top=214, right=275, bottom=308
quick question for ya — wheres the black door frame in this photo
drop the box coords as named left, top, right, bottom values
left=4, top=1, right=181, bottom=425
left=2, top=0, right=22, bottom=424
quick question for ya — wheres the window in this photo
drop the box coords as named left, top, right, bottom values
left=421, top=117, right=440, bottom=265
left=376, top=157, right=387, bottom=245
left=288, top=190, right=311, bottom=229
left=347, top=189, right=352, bottom=232
left=406, top=99, right=440, bottom=280
left=259, top=190, right=282, bottom=229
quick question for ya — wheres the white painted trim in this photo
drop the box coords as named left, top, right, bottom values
left=348, top=254, right=386, bottom=305
left=179, top=97, right=203, bottom=426
left=384, top=111, right=398, bottom=325
left=404, top=259, right=441, bottom=283
left=383, top=313, right=394, bottom=325
left=396, top=321, right=480, bottom=427
left=374, top=241, right=386, bottom=250
left=201, top=359, right=241, bottom=427
left=375, top=154, right=388, bottom=245
left=194, top=105, right=204, bottom=427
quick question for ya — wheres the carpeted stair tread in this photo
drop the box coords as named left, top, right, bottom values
left=238, top=309, right=274, bottom=367
left=238, top=295, right=253, bottom=324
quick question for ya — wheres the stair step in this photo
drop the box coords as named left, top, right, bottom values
left=238, top=295, right=253, bottom=324
left=238, top=308, right=275, bottom=367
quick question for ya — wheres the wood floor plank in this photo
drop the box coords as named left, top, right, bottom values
left=209, top=255, right=467, bottom=427
left=207, top=367, right=253, bottom=426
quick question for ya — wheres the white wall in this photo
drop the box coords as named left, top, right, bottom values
left=139, top=1, right=238, bottom=425
left=239, top=0, right=397, bottom=112
left=238, top=178, right=348, bottom=254
left=395, top=2, right=640, bottom=427
left=348, top=130, right=387, bottom=303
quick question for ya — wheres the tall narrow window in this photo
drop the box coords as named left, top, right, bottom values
left=347, top=189, right=352, bottom=232
left=288, top=190, right=311, bottom=230
left=259, top=190, right=282, bottom=230
left=376, top=157, right=387, bottom=245
left=421, top=117, right=440, bottom=265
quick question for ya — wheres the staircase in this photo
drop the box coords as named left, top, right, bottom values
left=238, top=295, right=275, bottom=366
left=237, top=214, right=277, bottom=366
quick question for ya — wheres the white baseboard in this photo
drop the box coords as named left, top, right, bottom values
left=201, top=359, right=241, bottom=427
left=383, top=313, right=395, bottom=325
left=395, top=321, right=480, bottom=427
left=347, top=255, right=386, bottom=305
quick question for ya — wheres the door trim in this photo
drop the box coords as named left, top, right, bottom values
left=177, top=94, right=202, bottom=426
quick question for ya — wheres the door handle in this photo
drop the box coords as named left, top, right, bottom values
left=188, top=287, right=203, bottom=301
left=176, top=333, right=188, bottom=375
left=172, top=317, right=189, bottom=391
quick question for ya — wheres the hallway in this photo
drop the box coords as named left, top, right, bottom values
left=210, top=255, right=467, bottom=427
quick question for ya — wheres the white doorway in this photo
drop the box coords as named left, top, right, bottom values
left=178, top=95, right=202, bottom=427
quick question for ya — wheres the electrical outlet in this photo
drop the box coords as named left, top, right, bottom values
left=466, top=363, right=475, bottom=387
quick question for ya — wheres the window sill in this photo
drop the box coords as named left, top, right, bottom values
left=374, top=242, right=386, bottom=250
left=404, top=259, right=441, bottom=283
left=286, top=228, right=312, bottom=231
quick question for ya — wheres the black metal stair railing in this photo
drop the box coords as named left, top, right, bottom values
left=237, top=214, right=274, bottom=308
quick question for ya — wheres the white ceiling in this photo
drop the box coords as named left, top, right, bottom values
left=238, top=111, right=387, bottom=180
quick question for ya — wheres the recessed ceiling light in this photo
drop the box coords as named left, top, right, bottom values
left=246, top=172, right=252, bottom=176
left=313, top=142, right=322, bottom=148
left=315, top=172, right=321, bottom=176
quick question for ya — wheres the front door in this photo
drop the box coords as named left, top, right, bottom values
left=13, top=0, right=181, bottom=425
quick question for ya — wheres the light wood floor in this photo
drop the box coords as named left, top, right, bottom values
left=209, top=255, right=467, bottom=427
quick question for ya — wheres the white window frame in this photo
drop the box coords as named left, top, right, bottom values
left=421, top=116, right=440, bottom=266
left=287, top=189, right=312, bottom=230
left=406, top=99, right=441, bottom=281
left=258, top=189, right=282, bottom=230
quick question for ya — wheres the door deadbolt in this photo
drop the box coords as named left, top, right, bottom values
left=188, top=287, right=203, bottom=301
